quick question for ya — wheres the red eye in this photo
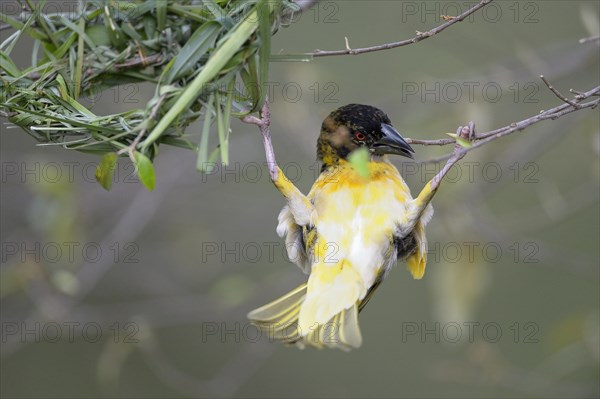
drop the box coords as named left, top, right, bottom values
left=354, top=132, right=366, bottom=141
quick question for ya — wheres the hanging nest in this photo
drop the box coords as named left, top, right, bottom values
left=0, top=0, right=305, bottom=189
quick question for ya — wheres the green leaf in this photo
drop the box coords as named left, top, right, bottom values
left=58, top=16, right=95, bottom=55
left=208, top=147, right=220, bottom=163
left=163, top=22, right=221, bottom=83
left=0, top=13, right=46, bottom=40
left=222, top=79, right=234, bottom=138
left=54, top=75, right=96, bottom=117
left=215, top=91, right=228, bottom=165
left=73, top=15, right=86, bottom=99
left=455, top=137, right=472, bottom=148
left=5, top=105, right=116, bottom=134
left=348, top=147, right=370, bottom=178
left=160, top=136, right=196, bottom=150
left=445, top=132, right=472, bottom=148
left=95, top=152, right=118, bottom=191
left=85, top=24, right=111, bottom=47
left=203, top=0, right=234, bottom=29
left=142, top=3, right=265, bottom=150
left=197, top=94, right=214, bottom=172
left=133, top=152, right=156, bottom=191
left=156, top=0, right=167, bottom=32
left=0, top=51, right=20, bottom=77
left=256, top=0, right=275, bottom=110
left=120, top=21, right=143, bottom=42
left=1, top=10, right=36, bottom=56
left=240, top=63, right=259, bottom=111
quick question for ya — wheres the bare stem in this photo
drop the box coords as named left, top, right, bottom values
left=413, top=83, right=599, bottom=163
left=430, top=123, right=473, bottom=191
left=241, top=100, right=279, bottom=181
left=307, top=0, right=493, bottom=57
left=540, top=75, right=580, bottom=108
left=579, top=35, right=600, bottom=44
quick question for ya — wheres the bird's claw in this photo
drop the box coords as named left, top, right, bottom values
left=456, top=121, right=475, bottom=141
left=241, top=98, right=271, bottom=130
left=452, top=121, right=475, bottom=154
left=466, top=121, right=476, bottom=140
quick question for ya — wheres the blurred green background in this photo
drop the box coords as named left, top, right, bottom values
left=1, top=1, right=599, bottom=398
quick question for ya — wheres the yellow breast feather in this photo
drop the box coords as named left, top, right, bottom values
left=248, top=103, right=440, bottom=350
left=297, top=161, right=413, bottom=333
left=260, top=160, right=432, bottom=349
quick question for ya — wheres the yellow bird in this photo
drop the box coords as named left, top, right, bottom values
left=248, top=104, right=445, bottom=350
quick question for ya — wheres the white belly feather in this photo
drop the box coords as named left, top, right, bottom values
left=312, top=178, right=410, bottom=294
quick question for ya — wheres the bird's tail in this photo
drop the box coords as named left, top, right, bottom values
left=248, top=283, right=363, bottom=350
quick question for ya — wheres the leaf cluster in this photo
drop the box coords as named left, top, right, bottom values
left=0, top=0, right=302, bottom=189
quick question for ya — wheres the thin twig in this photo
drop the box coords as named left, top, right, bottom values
left=295, top=0, right=321, bottom=12
left=344, top=36, right=353, bottom=54
left=540, top=75, right=580, bottom=108
left=407, top=81, right=599, bottom=161
left=240, top=82, right=598, bottom=170
left=241, top=99, right=279, bottom=181
left=308, top=0, right=493, bottom=57
left=118, top=93, right=167, bottom=157
left=406, top=138, right=454, bottom=146
left=421, top=84, right=599, bottom=163
left=478, top=85, right=598, bottom=140
left=114, top=54, right=163, bottom=69
left=579, top=35, right=600, bottom=44
left=430, top=123, right=473, bottom=190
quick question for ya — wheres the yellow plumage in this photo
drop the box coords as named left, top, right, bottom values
left=248, top=159, right=433, bottom=350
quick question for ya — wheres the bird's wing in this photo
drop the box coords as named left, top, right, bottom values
left=405, top=202, right=434, bottom=279
left=277, top=205, right=310, bottom=274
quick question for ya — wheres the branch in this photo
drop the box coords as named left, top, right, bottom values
left=579, top=35, right=600, bottom=44
left=413, top=81, right=600, bottom=163
left=471, top=88, right=597, bottom=140
left=241, top=100, right=279, bottom=181
left=430, top=123, right=473, bottom=190
left=540, top=75, right=580, bottom=108
left=294, top=0, right=321, bottom=12
left=281, top=0, right=322, bottom=25
left=241, top=80, right=598, bottom=180
left=307, top=0, right=493, bottom=57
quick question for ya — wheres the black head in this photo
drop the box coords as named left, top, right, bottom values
left=317, top=104, right=414, bottom=165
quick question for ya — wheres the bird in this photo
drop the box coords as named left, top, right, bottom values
left=247, top=104, right=436, bottom=350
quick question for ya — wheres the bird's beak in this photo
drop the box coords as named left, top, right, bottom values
left=371, top=123, right=415, bottom=159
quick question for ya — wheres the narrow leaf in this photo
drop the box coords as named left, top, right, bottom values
left=256, top=0, right=273, bottom=110
left=163, top=22, right=220, bottom=83
left=455, top=137, right=472, bottom=148
left=348, top=147, right=370, bottom=178
left=156, top=0, right=167, bottom=32
left=197, top=95, right=214, bottom=171
left=215, top=91, right=228, bottom=165
left=133, top=152, right=156, bottom=191
left=95, top=152, right=118, bottom=191
left=445, top=133, right=472, bottom=148
left=0, top=51, right=20, bottom=77
left=142, top=4, right=263, bottom=150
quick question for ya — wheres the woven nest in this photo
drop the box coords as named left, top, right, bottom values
left=0, top=0, right=303, bottom=188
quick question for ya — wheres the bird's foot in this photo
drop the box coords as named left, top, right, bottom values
left=430, top=121, right=474, bottom=190
left=241, top=99, right=278, bottom=181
